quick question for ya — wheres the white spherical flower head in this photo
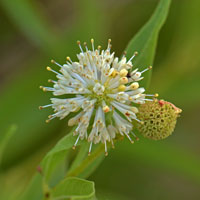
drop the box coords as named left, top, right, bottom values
left=40, top=39, right=156, bottom=156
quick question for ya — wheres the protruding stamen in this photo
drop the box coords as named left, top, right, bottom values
left=125, top=133, right=134, bottom=144
left=46, top=66, right=61, bottom=76
left=48, top=79, right=56, bottom=83
left=72, top=134, right=80, bottom=150
left=51, top=59, right=63, bottom=68
left=107, top=39, right=111, bottom=50
left=77, top=40, right=84, bottom=53
left=128, top=51, right=138, bottom=62
left=111, top=140, right=115, bottom=149
left=122, top=51, right=127, bottom=58
left=105, top=141, right=108, bottom=156
left=91, top=38, right=94, bottom=52
left=146, top=93, right=159, bottom=98
left=45, top=119, right=50, bottom=123
left=88, top=141, right=93, bottom=156
left=66, top=56, right=73, bottom=63
left=39, top=104, right=52, bottom=110
left=98, top=45, right=101, bottom=51
left=141, top=66, right=152, bottom=74
left=83, top=42, right=88, bottom=51
left=131, top=131, right=139, bottom=141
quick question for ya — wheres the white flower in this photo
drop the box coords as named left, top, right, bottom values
left=40, top=39, right=156, bottom=155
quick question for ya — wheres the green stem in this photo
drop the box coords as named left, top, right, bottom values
left=66, top=143, right=105, bottom=177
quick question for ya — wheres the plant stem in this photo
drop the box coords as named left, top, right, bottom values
left=66, top=143, right=105, bottom=177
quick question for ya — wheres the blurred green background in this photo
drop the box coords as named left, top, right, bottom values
left=0, top=0, right=200, bottom=199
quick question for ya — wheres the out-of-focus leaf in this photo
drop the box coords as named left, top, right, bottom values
left=125, top=0, right=171, bottom=88
left=0, top=124, right=17, bottom=166
left=19, top=174, right=43, bottom=200
left=52, top=177, right=96, bottom=200
left=0, top=0, right=55, bottom=53
left=114, top=138, right=200, bottom=184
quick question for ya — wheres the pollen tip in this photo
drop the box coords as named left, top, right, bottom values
left=154, top=93, right=159, bottom=97
left=105, top=152, right=108, bottom=156
left=39, top=86, right=43, bottom=89
left=72, top=146, right=76, bottom=150
left=131, top=140, right=134, bottom=144
left=51, top=59, right=55, bottom=63
left=134, top=51, right=138, bottom=55
left=91, top=38, right=94, bottom=43
left=46, top=66, right=51, bottom=71
left=66, top=56, right=70, bottom=61
left=98, top=45, right=101, bottom=50
left=108, top=39, right=111, bottom=43
left=83, top=42, right=87, bottom=46
left=77, top=40, right=81, bottom=45
left=45, top=119, right=50, bottom=123
left=88, top=152, right=91, bottom=156
left=140, top=121, right=144, bottom=125
left=39, top=106, right=43, bottom=110
left=149, top=66, right=153, bottom=70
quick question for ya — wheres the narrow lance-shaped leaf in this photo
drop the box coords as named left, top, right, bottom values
left=125, top=0, right=171, bottom=88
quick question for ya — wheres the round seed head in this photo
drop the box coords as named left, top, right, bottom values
left=136, top=99, right=182, bottom=140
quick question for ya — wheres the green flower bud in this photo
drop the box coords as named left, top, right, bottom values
left=136, top=99, right=182, bottom=140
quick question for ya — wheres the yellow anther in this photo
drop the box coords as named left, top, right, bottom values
left=105, top=152, right=108, bottom=156
left=66, top=56, right=70, bottom=61
left=39, top=106, right=43, bottom=110
left=46, top=66, right=51, bottom=71
left=119, top=69, right=128, bottom=77
left=154, top=93, right=159, bottom=97
left=109, top=69, right=117, bottom=78
left=118, top=85, right=126, bottom=92
left=46, top=119, right=50, bottom=123
left=98, top=45, right=101, bottom=50
left=43, top=88, right=47, bottom=92
left=103, top=106, right=110, bottom=113
left=148, top=66, right=152, bottom=70
left=39, top=86, right=43, bottom=89
left=130, top=82, right=139, bottom=90
left=51, top=59, right=55, bottom=63
left=120, top=77, right=128, bottom=84
left=77, top=40, right=81, bottom=45
left=134, top=51, right=138, bottom=56
left=108, top=39, right=111, bottom=43
left=91, top=38, right=94, bottom=43
left=131, top=107, right=139, bottom=113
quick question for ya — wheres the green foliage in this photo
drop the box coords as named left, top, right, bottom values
left=125, top=0, right=171, bottom=88
left=1, top=0, right=200, bottom=199
left=0, top=125, right=17, bottom=167
left=52, top=177, right=96, bottom=200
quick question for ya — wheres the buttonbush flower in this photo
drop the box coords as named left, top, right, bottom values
left=40, top=39, right=156, bottom=155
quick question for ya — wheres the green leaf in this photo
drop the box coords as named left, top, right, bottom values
left=125, top=0, right=171, bottom=88
left=51, top=177, right=96, bottom=200
left=0, top=0, right=55, bottom=53
left=41, top=129, right=80, bottom=185
left=66, top=144, right=105, bottom=179
left=0, top=124, right=17, bottom=167
left=19, top=174, right=43, bottom=200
